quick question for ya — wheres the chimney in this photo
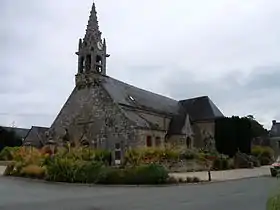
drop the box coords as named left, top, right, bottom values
left=272, top=120, right=277, bottom=125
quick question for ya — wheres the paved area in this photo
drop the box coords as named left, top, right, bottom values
left=170, top=166, right=271, bottom=181
left=0, top=176, right=278, bottom=210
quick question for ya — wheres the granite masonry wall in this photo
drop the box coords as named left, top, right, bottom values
left=49, top=79, right=137, bottom=153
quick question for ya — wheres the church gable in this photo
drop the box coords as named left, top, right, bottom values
left=49, top=83, right=137, bottom=147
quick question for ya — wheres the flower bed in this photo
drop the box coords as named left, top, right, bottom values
left=4, top=146, right=170, bottom=185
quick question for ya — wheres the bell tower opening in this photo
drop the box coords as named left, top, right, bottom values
left=96, top=55, right=102, bottom=73
left=85, top=54, right=91, bottom=72
left=78, top=56, right=85, bottom=73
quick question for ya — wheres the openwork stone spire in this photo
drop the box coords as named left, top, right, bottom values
left=84, top=1, right=101, bottom=41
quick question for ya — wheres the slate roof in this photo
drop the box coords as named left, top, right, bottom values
left=120, top=108, right=152, bottom=128
left=179, top=96, right=224, bottom=121
left=23, top=126, right=49, bottom=147
left=166, top=104, right=189, bottom=135
left=167, top=96, right=224, bottom=135
left=1, top=126, right=29, bottom=140
left=102, top=76, right=224, bottom=131
left=102, top=76, right=179, bottom=116
left=270, top=122, right=280, bottom=137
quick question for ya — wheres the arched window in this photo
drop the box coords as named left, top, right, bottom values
left=146, top=136, right=152, bottom=147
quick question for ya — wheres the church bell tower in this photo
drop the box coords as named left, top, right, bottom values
left=75, top=1, right=110, bottom=87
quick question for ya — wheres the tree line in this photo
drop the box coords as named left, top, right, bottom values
left=214, top=115, right=268, bottom=157
left=0, top=127, right=22, bottom=151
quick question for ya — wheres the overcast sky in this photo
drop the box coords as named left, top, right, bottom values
left=1, top=0, right=280, bottom=129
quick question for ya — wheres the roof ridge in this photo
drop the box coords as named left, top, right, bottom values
left=1, top=126, right=30, bottom=130
left=32, top=126, right=49, bottom=129
left=179, top=95, right=209, bottom=102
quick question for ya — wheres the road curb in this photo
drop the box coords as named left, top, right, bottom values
left=0, top=174, right=272, bottom=188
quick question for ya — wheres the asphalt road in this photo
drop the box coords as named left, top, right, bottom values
left=0, top=176, right=278, bottom=210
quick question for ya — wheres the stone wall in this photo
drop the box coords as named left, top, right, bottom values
left=193, top=121, right=215, bottom=148
left=49, top=80, right=137, bottom=153
left=168, top=134, right=193, bottom=147
left=136, top=129, right=166, bottom=148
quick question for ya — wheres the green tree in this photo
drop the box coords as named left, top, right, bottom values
left=245, top=115, right=268, bottom=138
left=215, top=116, right=252, bottom=156
left=215, top=117, right=238, bottom=157
left=0, top=127, right=22, bottom=152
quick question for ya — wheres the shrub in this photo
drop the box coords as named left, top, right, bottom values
left=96, top=167, right=125, bottom=184
left=124, top=149, right=143, bottom=166
left=46, top=157, right=103, bottom=183
left=54, top=147, right=111, bottom=164
left=20, top=165, right=46, bottom=179
left=212, top=156, right=230, bottom=170
left=179, top=149, right=199, bottom=160
left=124, top=147, right=180, bottom=166
left=0, top=147, right=20, bottom=161
left=97, top=164, right=169, bottom=185
left=123, top=164, right=169, bottom=185
left=74, top=161, right=104, bottom=183
left=163, top=147, right=180, bottom=161
left=252, top=146, right=274, bottom=165
left=93, top=149, right=111, bottom=164
left=45, top=157, right=76, bottom=182
left=12, top=147, right=48, bottom=167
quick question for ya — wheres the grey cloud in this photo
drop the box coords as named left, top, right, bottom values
left=1, top=0, right=280, bottom=129
left=243, top=66, right=280, bottom=91
left=161, top=65, right=280, bottom=128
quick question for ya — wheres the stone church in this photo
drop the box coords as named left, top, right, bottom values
left=24, top=1, right=224, bottom=159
